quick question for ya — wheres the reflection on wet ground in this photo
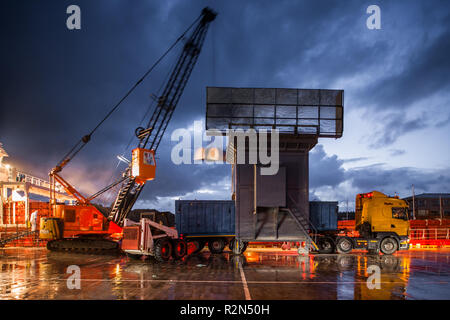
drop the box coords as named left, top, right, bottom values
left=0, top=247, right=449, bottom=300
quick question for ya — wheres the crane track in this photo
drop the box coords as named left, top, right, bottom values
left=47, top=238, right=120, bottom=254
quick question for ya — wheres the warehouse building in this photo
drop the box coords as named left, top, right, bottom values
left=403, top=193, right=450, bottom=219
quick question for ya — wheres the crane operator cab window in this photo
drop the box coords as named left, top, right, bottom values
left=392, top=207, right=408, bottom=220
left=131, top=148, right=156, bottom=184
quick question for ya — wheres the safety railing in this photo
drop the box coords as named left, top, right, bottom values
left=410, top=228, right=450, bottom=240
left=15, top=171, right=63, bottom=193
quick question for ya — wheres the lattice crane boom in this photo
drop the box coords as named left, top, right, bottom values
left=107, top=7, right=217, bottom=226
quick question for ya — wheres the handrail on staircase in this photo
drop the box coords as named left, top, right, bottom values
left=287, top=193, right=319, bottom=235
left=284, top=208, right=319, bottom=251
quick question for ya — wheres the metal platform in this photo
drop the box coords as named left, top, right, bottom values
left=206, top=87, right=343, bottom=137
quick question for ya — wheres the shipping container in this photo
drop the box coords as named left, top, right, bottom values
left=175, top=200, right=237, bottom=254
left=309, top=201, right=338, bottom=232
left=175, top=200, right=234, bottom=236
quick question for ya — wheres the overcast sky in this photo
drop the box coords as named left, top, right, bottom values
left=1, top=0, right=449, bottom=212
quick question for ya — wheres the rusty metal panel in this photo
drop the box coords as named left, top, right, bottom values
left=256, top=167, right=286, bottom=207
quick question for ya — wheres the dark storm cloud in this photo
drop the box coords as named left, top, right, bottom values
left=309, top=145, right=450, bottom=198
left=368, top=113, right=428, bottom=148
left=0, top=0, right=177, bottom=176
left=360, top=24, right=450, bottom=111
left=310, top=145, right=345, bottom=188
left=1, top=0, right=449, bottom=207
left=368, top=111, right=450, bottom=148
left=353, top=4, right=450, bottom=145
left=346, top=165, right=450, bottom=196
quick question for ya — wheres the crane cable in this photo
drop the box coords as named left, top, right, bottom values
left=100, top=63, right=174, bottom=204
left=56, top=14, right=203, bottom=169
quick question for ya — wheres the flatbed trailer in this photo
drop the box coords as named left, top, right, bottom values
left=314, top=233, right=410, bottom=255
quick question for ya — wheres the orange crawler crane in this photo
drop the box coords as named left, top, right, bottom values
left=40, top=7, right=217, bottom=255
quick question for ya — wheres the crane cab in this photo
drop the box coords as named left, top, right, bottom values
left=131, top=148, right=156, bottom=184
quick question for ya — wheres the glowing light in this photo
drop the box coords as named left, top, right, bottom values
left=193, top=147, right=206, bottom=161
left=117, top=155, right=130, bottom=164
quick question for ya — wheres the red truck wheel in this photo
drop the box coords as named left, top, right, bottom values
left=154, top=238, right=172, bottom=262
left=172, top=239, right=187, bottom=259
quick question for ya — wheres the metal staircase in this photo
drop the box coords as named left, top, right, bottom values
left=285, top=193, right=319, bottom=251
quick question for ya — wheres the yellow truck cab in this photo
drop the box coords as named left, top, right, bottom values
left=356, top=191, right=409, bottom=237
left=315, top=191, right=410, bottom=255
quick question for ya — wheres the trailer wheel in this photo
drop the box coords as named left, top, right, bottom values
left=208, top=238, right=225, bottom=254
left=126, top=253, right=142, bottom=260
left=317, top=237, right=334, bottom=254
left=336, top=237, right=353, bottom=254
left=380, top=237, right=398, bottom=255
left=172, top=239, right=187, bottom=259
left=154, top=238, right=173, bottom=262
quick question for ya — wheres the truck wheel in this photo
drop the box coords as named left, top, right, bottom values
left=380, top=237, right=398, bottom=255
left=172, top=239, right=187, bottom=259
left=208, top=238, right=225, bottom=254
left=126, top=252, right=142, bottom=260
left=336, top=237, right=353, bottom=254
left=191, top=240, right=205, bottom=254
left=231, top=239, right=247, bottom=255
left=317, top=237, right=334, bottom=254
left=154, top=238, right=173, bottom=262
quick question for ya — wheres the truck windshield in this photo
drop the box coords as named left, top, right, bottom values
left=392, top=207, right=408, bottom=220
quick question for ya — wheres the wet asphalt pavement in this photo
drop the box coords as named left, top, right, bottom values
left=0, top=247, right=449, bottom=300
